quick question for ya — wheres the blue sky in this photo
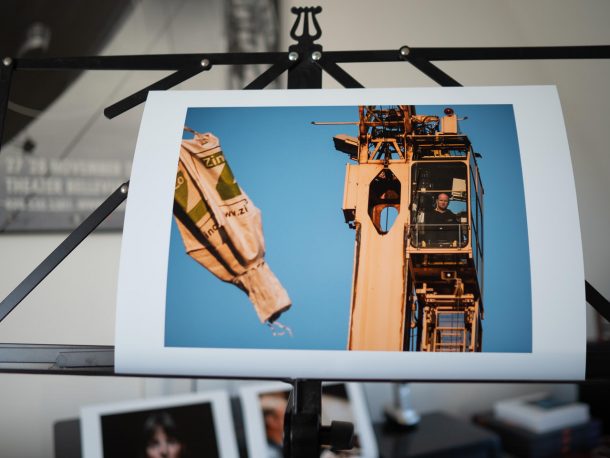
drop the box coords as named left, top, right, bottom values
left=165, top=104, right=531, bottom=352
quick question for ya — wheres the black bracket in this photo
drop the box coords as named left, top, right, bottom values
left=586, top=281, right=610, bottom=325
left=0, top=57, right=15, bottom=145
left=287, top=6, right=323, bottom=89
left=283, top=380, right=354, bottom=457
left=0, top=182, right=129, bottom=323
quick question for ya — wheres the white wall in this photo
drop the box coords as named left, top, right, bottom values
left=1, top=0, right=608, bottom=456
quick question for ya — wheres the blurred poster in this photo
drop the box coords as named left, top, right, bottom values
left=1, top=0, right=254, bottom=231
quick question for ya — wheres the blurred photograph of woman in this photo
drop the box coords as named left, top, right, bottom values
left=141, top=411, right=187, bottom=458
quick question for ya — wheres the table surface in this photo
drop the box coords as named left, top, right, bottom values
left=375, top=411, right=502, bottom=458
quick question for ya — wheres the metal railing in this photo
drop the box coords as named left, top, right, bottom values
left=410, top=223, right=468, bottom=248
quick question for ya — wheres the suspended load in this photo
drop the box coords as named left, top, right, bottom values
left=173, top=128, right=291, bottom=325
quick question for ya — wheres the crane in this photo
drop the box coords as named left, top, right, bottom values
left=317, top=105, right=484, bottom=352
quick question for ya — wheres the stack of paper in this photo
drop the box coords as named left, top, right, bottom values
left=493, top=392, right=590, bottom=433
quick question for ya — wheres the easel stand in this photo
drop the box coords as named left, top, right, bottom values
left=1, top=6, right=610, bottom=457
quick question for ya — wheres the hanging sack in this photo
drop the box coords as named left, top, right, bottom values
left=173, top=128, right=291, bottom=324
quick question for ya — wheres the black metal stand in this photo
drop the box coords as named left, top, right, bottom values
left=1, top=7, right=610, bottom=456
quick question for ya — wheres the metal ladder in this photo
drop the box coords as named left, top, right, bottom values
left=433, top=310, right=467, bottom=352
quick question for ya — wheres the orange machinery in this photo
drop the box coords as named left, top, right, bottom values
left=328, top=105, right=484, bottom=352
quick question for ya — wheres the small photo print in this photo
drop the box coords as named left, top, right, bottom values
left=80, top=391, right=238, bottom=458
left=100, top=403, right=217, bottom=457
left=240, top=382, right=377, bottom=457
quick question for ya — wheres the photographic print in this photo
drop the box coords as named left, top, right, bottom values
left=165, top=103, right=528, bottom=354
left=115, top=87, right=585, bottom=380
left=238, top=382, right=377, bottom=458
left=80, top=391, right=238, bottom=458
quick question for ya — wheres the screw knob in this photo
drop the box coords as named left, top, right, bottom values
left=399, top=46, right=411, bottom=57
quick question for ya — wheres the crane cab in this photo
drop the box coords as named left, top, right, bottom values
left=405, top=108, right=484, bottom=352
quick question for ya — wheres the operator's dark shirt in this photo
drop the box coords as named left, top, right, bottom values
left=424, top=209, right=458, bottom=246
